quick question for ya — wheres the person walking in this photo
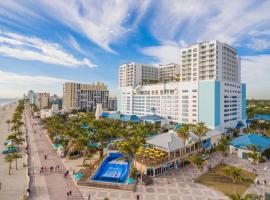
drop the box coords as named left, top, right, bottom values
left=67, top=191, right=69, bottom=198
left=264, top=179, right=267, bottom=186
left=69, top=190, right=72, bottom=196
left=88, top=194, right=91, bottom=200
left=136, top=194, right=140, bottom=200
left=0, top=181, right=2, bottom=191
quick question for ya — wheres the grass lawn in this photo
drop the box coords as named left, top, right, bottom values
left=196, top=164, right=256, bottom=197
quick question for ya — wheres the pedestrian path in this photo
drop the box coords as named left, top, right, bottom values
left=25, top=108, right=83, bottom=200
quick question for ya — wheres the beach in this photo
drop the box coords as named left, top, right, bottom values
left=0, top=102, right=28, bottom=200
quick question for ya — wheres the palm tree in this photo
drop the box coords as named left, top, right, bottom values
left=247, top=145, right=260, bottom=171
left=224, top=167, right=243, bottom=194
left=6, top=119, right=11, bottom=131
left=216, top=136, right=230, bottom=163
left=5, top=154, right=15, bottom=175
left=192, top=122, right=208, bottom=149
left=176, top=124, right=190, bottom=157
left=229, top=193, right=261, bottom=200
left=188, top=155, right=207, bottom=176
left=12, top=153, right=23, bottom=170
left=119, top=136, right=144, bottom=165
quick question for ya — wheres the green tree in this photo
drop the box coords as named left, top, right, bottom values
left=216, top=136, right=230, bottom=162
left=5, top=154, right=16, bottom=175
left=188, top=155, right=207, bottom=176
left=247, top=145, right=260, bottom=171
left=224, top=167, right=244, bottom=194
left=6, top=119, right=11, bottom=131
left=192, top=122, right=208, bottom=149
left=12, top=153, right=23, bottom=170
left=229, top=193, right=260, bottom=200
left=176, top=124, right=190, bottom=156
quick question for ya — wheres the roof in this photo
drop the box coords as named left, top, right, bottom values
left=100, top=112, right=110, bottom=118
left=141, top=115, right=165, bottom=121
left=102, top=113, right=141, bottom=122
left=147, top=129, right=222, bottom=152
left=147, top=131, right=200, bottom=152
left=230, top=134, right=270, bottom=153
left=121, top=115, right=142, bottom=122
left=253, top=114, right=270, bottom=121
left=147, top=131, right=184, bottom=152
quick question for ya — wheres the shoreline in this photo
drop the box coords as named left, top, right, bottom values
left=0, top=101, right=28, bottom=200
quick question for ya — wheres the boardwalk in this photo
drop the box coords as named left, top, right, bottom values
left=25, top=106, right=83, bottom=200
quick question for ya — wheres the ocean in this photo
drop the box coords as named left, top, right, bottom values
left=0, top=98, right=19, bottom=106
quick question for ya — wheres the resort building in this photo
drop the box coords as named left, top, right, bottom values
left=108, top=97, right=117, bottom=111
left=119, top=40, right=246, bottom=131
left=27, top=90, right=36, bottom=104
left=63, top=82, right=109, bottom=111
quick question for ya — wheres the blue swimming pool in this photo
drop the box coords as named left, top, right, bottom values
left=91, top=153, right=130, bottom=183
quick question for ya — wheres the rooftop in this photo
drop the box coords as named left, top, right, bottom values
left=230, top=134, right=270, bottom=153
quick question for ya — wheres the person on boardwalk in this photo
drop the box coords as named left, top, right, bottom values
left=88, top=194, right=91, bottom=200
left=69, top=190, right=72, bottom=196
left=44, top=154, right=47, bottom=160
left=67, top=192, right=69, bottom=198
left=136, top=194, right=140, bottom=200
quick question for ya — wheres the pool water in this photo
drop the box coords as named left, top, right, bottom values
left=91, top=153, right=130, bottom=183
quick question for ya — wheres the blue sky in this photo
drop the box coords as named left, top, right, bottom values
left=0, top=0, right=270, bottom=99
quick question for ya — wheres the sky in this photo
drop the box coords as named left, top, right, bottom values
left=0, top=0, right=270, bottom=99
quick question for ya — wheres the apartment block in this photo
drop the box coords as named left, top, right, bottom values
left=63, top=82, right=109, bottom=111
left=35, top=93, right=50, bottom=109
left=108, top=97, right=117, bottom=111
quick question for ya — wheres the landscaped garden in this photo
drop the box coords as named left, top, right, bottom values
left=196, top=164, right=256, bottom=197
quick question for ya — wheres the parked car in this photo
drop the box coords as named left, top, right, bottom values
left=201, top=153, right=210, bottom=160
left=4, top=139, right=12, bottom=145
left=2, top=146, right=17, bottom=154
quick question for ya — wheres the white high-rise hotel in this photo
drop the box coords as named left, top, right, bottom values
left=119, top=41, right=246, bottom=130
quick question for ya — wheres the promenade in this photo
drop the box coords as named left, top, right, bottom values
left=25, top=105, right=83, bottom=200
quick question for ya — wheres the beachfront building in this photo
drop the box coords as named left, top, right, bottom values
left=49, top=94, right=63, bottom=109
left=63, top=82, right=109, bottom=111
left=134, top=129, right=222, bottom=177
left=35, top=92, right=50, bottom=109
left=119, top=41, right=246, bottom=131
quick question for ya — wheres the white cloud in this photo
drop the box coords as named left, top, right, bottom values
left=0, top=70, right=72, bottom=98
left=141, top=44, right=180, bottom=64
left=246, top=38, right=270, bottom=51
left=241, top=54, right=270, bottom=99
left=0, top=30, right=96, bottom=68
left=1, top=0, right=151, bottom=53
left=149, top=0, right=270, bottom=47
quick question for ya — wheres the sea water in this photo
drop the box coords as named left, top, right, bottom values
left=0, top=98, right=18, bottom=106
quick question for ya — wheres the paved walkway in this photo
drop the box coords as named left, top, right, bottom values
left=79, top=152, right=270, bottom=200
left=25, top=107, right=83, bottom=200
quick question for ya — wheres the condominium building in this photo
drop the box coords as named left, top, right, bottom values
left=120, top=41, right=246, bottom=131
left=180, top=40, right=240, bottom=82
left=108, top=97, right=117, bottom=111
left=35, top=93, right=50, bottom=109
left=158, top=63, right=180, bottom=82
left=119, top=62, right=179, bottom=87
left=63, top=82, right=109, bottom=111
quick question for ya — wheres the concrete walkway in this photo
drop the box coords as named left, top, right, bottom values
left=25, top=107, right=83, bottom=200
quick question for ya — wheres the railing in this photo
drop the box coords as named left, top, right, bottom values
left=77, top=179, right=137, bottom=191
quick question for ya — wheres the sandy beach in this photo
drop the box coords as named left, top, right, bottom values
left=0, top=102, right=28, bottom=200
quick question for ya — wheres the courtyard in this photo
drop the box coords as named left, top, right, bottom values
left=78, top=152, right=270, bottom=200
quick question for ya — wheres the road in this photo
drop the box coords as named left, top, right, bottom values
left=25, top=105, right=83, bottom=200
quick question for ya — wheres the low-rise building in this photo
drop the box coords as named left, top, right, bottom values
left=40, top=103, right=64, bottom=119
